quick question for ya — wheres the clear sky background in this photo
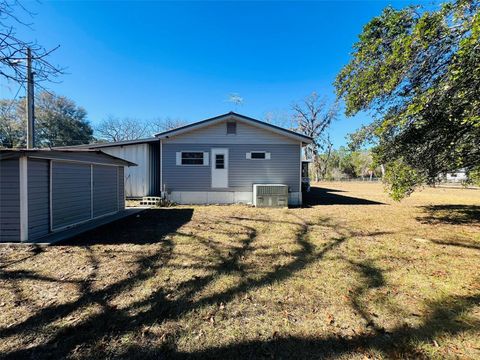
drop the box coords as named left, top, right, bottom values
left=1, top=0, right=425, bottom=147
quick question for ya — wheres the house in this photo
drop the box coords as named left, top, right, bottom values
left=68, top=112, right=312, bottom=205
left=443, top=169, right=468, bottom=183
left=0, top=149, right=135, bottom=243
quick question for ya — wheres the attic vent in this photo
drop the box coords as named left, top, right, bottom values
left=227, top=121, right=236, bottom=134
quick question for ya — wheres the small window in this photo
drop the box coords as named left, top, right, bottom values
left=227, top=121, right=236, bottom=134
left=246, top=151, right=270, bottom=160
left=182, top=152, right=204, bottom=165
left=215, top=154, right=225, bottom=169
left=251, top=152, right=266, bottom=159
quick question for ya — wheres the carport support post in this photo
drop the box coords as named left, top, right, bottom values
left=19, top=155, right=29, bottom=242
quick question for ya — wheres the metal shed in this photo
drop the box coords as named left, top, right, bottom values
left=0, top=149, right=135, bottom=243
left=59, top=138, right=160, bottom=198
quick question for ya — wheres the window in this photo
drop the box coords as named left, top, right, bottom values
left=181, top=152, right=204, bottom=165
left=227, top=121, right=236, bottom=134
left=215, top=154, right=225, bottom=169
left=251, top=152, right=266, bottom=159
left=246, top=151, right=270, bottom=160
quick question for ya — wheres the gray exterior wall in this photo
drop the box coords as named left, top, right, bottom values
left=52, top=162, right=92, bottom=230
left=162, top=143, right=300, bottom=192
left=28, top=159, right=50, bottom=240
left=93, top=165, right=118, bottom=217
left=118, top=167, right=125, bottom=210
left=164, top=120, right=299, bottom=145
left=0, top=159, right=20, bottom=242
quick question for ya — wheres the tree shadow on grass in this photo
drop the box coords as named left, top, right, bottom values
left=0, top=214, right=347, bottom=359
left=1, top=212, right=476, bottom=359
left=58, top=208, right=195, bottom=245
left=304, top=187, right=385, bottom=207
left=417, top=205, right=480, bottom=226
left=165, top=292, right=480, bottom=359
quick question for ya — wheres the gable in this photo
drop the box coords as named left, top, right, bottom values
left=156, top=112, right=312, bottom=144
left=162, top=118, right=299, bottom=145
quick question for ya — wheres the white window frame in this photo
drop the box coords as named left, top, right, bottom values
left=246, top=151, right=271, bottom=160
left=176, top=151, right=209, bottom=166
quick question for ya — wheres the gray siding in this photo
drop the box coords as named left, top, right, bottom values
left=163, top=119, right=298, bottom=144
left=52, top=162, right=91, bottom=229
left=93, top=165, right=118, bottom=217
left=28, top=159, right=50, bottom=240
left=163, top=144, right=300, bottom=192
left=0, top=159, right=20, bottom=242
left=118, top=167, right=125, bottom=210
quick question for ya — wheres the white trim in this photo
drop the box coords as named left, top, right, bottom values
left=176, top=151, right=209, bottom=166
left=19, top=156, right=29, bottom=242
left=246, top=151, right=270, bottom=160
left=211, top=148, right=229, bottom=188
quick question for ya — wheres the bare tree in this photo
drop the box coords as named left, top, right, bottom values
left=293, top=92, right=338, bottom=182
left=149, top=117, right=188, bottom=134
left=1, top=0, right=62, bottom=84
left=96, top=116, right=151, bottom=142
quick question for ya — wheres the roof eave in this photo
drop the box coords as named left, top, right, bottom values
left=155, top=112, right=313, bottom=143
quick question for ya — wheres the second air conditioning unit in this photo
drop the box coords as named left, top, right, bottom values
left=253, top=184, right=289, bottom=208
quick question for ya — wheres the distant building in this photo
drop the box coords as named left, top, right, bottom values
left=442, top=169, right=468, bottom=183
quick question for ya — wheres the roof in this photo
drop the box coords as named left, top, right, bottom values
left=155, top=112, right=313, bottom=144
left=56, top=137, right=158, bottom=149
left=0, top=149, right=137, bottom=166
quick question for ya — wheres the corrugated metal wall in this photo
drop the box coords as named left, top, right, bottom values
left=101, top=144, right=150, bottom=197
left=118, top=167, right=125, bottom=209
left=28, top=159, right=50, bottom=240
left=52, top=162, right=92, bottom=230
left=0, top=159, right=20, bottom=242
left=93, top=165, right=118, bottom=217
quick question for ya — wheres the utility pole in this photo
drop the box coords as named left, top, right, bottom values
left=26, top=47, right=35, bottom=149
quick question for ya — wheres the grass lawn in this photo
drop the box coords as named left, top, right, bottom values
left=0, top=182, right=479, bottom=359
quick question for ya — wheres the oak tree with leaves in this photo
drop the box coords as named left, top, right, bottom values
left=335, top=0, right=480, bottom=200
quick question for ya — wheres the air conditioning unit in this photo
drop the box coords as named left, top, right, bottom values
left=253, top=184, right=288, bottom=208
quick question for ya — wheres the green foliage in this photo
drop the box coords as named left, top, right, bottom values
left=383, top=160, right=424, bottom=201
left=0, top=92, right=94, bottom=148
left=335, top=0, right=480, bottom=199
left=316, top=147, right=380, bottom=181
left=466, top=167, right=480, bottom=186
left=0, top=99, right=25, bottom=148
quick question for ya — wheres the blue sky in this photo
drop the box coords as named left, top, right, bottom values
left=2, top=1, right=423, bottom=147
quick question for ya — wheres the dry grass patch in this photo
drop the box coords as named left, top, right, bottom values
left=0, top=182, right=479, bottom=359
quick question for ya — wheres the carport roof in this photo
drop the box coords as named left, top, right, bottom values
left=0, top=149, right=137, bottom=166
